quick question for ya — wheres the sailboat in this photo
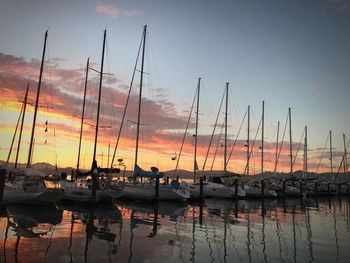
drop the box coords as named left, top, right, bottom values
left=270, top=108, right=302, bottom=197
left=240, top=101, right=277, bottom=198
left=61, top=30, right=123, bottom=203
left=188, top=82, right=245, bottom=198
left=121, top=25, right=190, bottom=201
left=4, top=30, right=64, bottom=205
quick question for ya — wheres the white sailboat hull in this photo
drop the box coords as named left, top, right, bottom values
left=189, top=182, right=246, bottom=198
left=63, top=188, right=123, bottom=202
left=243, top=187, right=277, bottom=198
left=4, top=189, right=64, bottom=205
left=122, top=183, right=190, bottom=201
left=62, top=181, right=123, bottom=202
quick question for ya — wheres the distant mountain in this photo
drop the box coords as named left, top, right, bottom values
left=0, top=160, right=75, bottom=175
left=0, top=160, right=346, bottom=181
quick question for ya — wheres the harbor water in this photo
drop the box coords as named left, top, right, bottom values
left=1, top=197, right=350, bottom=262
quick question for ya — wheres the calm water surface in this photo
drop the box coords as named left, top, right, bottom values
left=0, top=197, right=349, bottom=262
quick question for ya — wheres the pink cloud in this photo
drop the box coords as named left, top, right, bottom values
left=96, top=4, right=139, bottom=19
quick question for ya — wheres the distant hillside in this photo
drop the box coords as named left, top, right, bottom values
left=0, top=160, right=75, bottom=175
left=0, top=160, right=347, bottom=181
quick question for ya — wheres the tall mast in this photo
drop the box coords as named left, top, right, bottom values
left=274, top=121, right=280, bottom=175
left=6, top=104, right=23, bottom=167
left=246, top=105, right=250, bottom=176
left=289, top=107, right=293, bottom=175
left=304, top=125, right=308, bottom=176
left=134, top=25, right=147, bottom=168
left=15, top=84, right=29, bottom=169
left=93, top=30, right=106, bottom=166
left=261, top=100, right=265, bottom=176
left=27, top=30, right=48, bottom=166
left=329, top=130, right=333, bottom=173
left=110, top=32, right=143, bottom=169
left=193, top=78, right=201, bottom=181
left=77, top=58, right=89, bottom=170
left=224, top=82, right=228, bottom=176
left=343, top=133, right=348, bottom=173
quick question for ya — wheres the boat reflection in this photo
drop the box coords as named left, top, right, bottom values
left=0, top=197, right=349, bottom=262
left=1, top=204, right=62, bottom=263
left=59, top=203, right=122, bottom=262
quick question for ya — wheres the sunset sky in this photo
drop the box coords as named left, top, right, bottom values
left=0, top=0, right=349, bottom=174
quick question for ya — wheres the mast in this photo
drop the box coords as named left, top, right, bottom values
left=134, top=25, right=147, bottom=168
left=77, top=58, right=89, bottom=170
left=30, top=139, right=35, bottom=166
left=261, top=100, right=265, bottom=176
left=343, top=133, right=348, bottom=173
left=27, top=30, right=48, bottom=166
left=304, top=126, right=308, bottom=177
left=111, top=30, right=143, bottom=168
left=224, top=82, right=228, bottom=176
left=246, top=105, right=250, bottom=176
left=289, top=107, right=293, bottom=175
left=6, top=104, right=23, bottom=167
left=330, top=130, right=333, bottom=173
left=14, top=84, right=29, bottom=168
left=274, top=121, right=280, bottom=175
left=202, top=89, right=225, bottom=171
left=92, top=30, right=106, bottom=166
left=193, top=78, right=201, bottom=181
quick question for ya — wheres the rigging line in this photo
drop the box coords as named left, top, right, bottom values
left=202, top=88, right=226, bottom=171
left=292, top=129, right=305, bottom=169
left=174, top=88, right=198, bottom=176
left=316, top=133, right=330, bottom=173
left=5, top=103, right=24, bottom=167
left=243, top=116, right=262, bottom=175
left=210, top=120, right=225, bottom=171
left=110, top=28, right=144, bottom=168
left=335, top=138, right=350, bottom=181
left=226, top=109, right=247, bottom=166
left=274, top=111, right=289, bottom=173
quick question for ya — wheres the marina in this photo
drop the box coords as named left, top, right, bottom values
left=1, top=1, right=350, bottom=262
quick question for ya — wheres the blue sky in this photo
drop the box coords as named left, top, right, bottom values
left=0, top=0, right=349, bottom=171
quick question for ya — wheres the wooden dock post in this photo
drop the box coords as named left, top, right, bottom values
left=314, top=181, right=318, bottom=196
left=261, top=179, right=265, bottom=198
left=0, top=168, right=7, bottom=211
left=328, top=182, right=331, bottom=196
left=235, top=178, right=238, bottom=198
left=283, top=179, right=286, bottom=197
left=199, top=177, right=203, bottom=199
left=166, top=176, right=169, bottom=185
left=299, top=180, right=303, bottom=197
left=155, top=176, right=160, bottom=198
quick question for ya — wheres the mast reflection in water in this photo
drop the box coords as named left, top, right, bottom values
left=0, top=197, right=350, bottom=262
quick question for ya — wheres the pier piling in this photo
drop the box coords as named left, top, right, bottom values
left=235, top=178, right=238, bottom=198
left=155, top=177, right=160, bottom=198
left=261, top=179, right=265, bottom=198
left=199, top=177, right=203, bottom=199
left=299, top=180, right=303, bottom=197
left=283, top=179, right=286, bottom=197
left=315, top=181, right=318, bottom=196
left=0, top=168, right=7, bottom=212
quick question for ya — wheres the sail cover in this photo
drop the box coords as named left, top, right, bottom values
left=133, top=164, right=164, bottom=178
